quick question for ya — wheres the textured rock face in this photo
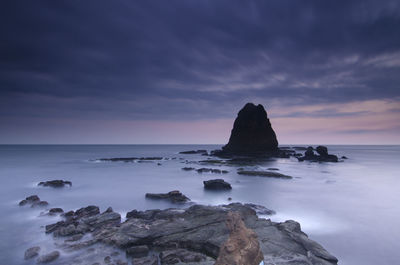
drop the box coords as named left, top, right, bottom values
left=215, top=212, right=264, bottom=265
left=223, top=103, right=278, bottom=154
left=42, top=203, right=338, bottom=265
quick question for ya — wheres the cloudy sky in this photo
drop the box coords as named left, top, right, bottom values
left=1, top=0, right=399, bottom=144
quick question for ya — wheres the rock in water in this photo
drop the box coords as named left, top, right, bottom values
left=222, top=103, right=278, bottom=154
left=215, top=212, right=264, bottom=265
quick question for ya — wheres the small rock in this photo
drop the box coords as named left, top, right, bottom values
left=38, top=180, right=72, bottom=188
left=49, top=208, right=64, bottom=215
left=104, top=256, right=111, bottom=264
left=237, top=170, right=292, bottom=179
left=181, top=167, right=195, bottom=171
left=203, top=179, right=232, bottom=190
left=145, top=190, right=190, bottom=203
left=24, top=246, right=40, bottom=260
left=37, top=250, right=60, bottom=263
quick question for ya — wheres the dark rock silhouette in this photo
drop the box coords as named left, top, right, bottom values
left=298, top=145, right=339, bottom=162
left=145, top=190, right=190, bottom=203
left=221, top=103, right=278, bottom=155
left=203, top=179, right=232, bottom=190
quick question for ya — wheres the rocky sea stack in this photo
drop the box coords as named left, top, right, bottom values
left=216, top=103, right=278, bottom=156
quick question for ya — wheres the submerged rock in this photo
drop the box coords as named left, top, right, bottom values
left=219, top=103, right=279, bottom=155
left=145, top=190, right=190, bottom=203
left=215, top=212, right=264, bottom=265
left=37, top=250, right=60, bottom=263
left=38, top=180, right=72, bottom=188
left=24, top=246, right=40, bottom=260
left=237, top=170, right=292, bottom=179
left=19, top=195, right=49, bottom=208
left=204, top=179, right=232, bottom=190
left=197, top=168, right=228, bottom=174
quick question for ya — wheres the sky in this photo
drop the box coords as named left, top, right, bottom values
left=1, top=0, right=400, bottom=144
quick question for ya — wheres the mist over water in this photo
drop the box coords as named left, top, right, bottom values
left=0, top=145, right=399, bottom=265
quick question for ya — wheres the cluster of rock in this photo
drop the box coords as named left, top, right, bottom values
left=19, top=195, right=48, bottom=207
left=298, top=146, right=339, bottom=162
left=38, top=179, right=72, bottom=188
left=24, top=247, right=60, bottom=263
left=34, top=202, right=337, bottom=265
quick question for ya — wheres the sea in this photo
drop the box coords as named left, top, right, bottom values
left=0, top=144, right=399, bottom=265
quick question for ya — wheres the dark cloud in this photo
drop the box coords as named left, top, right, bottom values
left=1, top=0, right=400, bottom=121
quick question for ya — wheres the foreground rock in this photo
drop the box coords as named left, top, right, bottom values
left=145, top=190, right=190, bottom=203
left=38, top=180, right=72, bottom=188
left=237, top=170, right=292, bottom=179
left=215, top=212, right=264, bottom=265
left=214, top=103, right=279, bottom=156
left=43, top=203, right=338, bottom=265
left=203, top=179, right=232, bottom=190
left=298, top=146, right=339, bottom=162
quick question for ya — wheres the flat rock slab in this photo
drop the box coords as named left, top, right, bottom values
left=38, top=180, right=72, bottom=188
left=145, top=190, right=190, bottom=203
left=237, top=170, right=293, bottom=179
left=43, top=203, right=337, bottom=265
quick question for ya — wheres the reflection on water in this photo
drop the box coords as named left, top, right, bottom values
left=0, top=145, right=399, bottom=265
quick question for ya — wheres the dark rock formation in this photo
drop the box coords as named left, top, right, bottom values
left=221, top=103, right=278, bottom=155
left=237, top=170, right=292, bottom=179
left=145, top=190, right=190, bottom=203
left=38, top=180, right=72, bottom=188
left=182, top=167, right=196, bottom=171
left=24, top=246, right=40, bottom=260
left=126, top=245, right=149, bottom=258
left=214, top=212, right=264, bottom=265
left=197, top=168, right=228, bottom=174
left=298, top=146, right=339, bottom=162
left=19, top=195, right=48, bottom=207
left=179, top=150, right=208, bottom=155
left=99, top=157, right=163, bottom=162
left=244, top=203, right=276, bottom=215
left=42, top=203, right=338, bottom=265
left=203, top=179, right=232, bottom=190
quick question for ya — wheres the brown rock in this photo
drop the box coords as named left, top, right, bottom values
left=214, top=212, right=264, bottom=265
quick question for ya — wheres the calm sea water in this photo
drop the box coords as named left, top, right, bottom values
left=0, top=145, right=399, bottom=265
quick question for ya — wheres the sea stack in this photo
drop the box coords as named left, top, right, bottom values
left=222, top=103, right=278, bottom=155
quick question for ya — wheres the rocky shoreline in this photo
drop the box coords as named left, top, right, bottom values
left=21, top=197, right=338, bottom=265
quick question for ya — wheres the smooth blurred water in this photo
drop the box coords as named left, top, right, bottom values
left=0, top=145, right=399, bottom=265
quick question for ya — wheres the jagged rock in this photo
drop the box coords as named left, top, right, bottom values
left=244, top=203, right=275, bottom=215
left=298, top=146, right=339, bottom=163
left=237, top=170, right=292, bottom=179
left=48, top=208, right=64, bottom=215
left=214, top=212, right=264, bottom=265
left=37, top=250, right=60, bottom=263
left=145, top=190, right=190, bottom=203
left=44, top=203, right=338, bottom=265
left=19, top=195, right=49, bottom=207
left=38, top=180, right=72, bottom=188
left=221, top=103, right=278, bottom=155
left=203, top=179, right=232, bottom=190
left=24, top=246, right=40, bottom=260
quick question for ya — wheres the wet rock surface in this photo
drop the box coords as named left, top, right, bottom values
left=37, top=250, right=60, bottom=263
left=38, top=180, right=72, bottom=188
left=179, top=150, right=208, bottom=155
left=203, top=179, right=232, bottom=190
left=196, top=168, right=228, bottom=174
left=40, top=202, right=337, bottom=265
left=237, top=170, right=293, bottom=179
left=145, top=190, right=190, bottom=203
left=215, top=212, right=264, bottom=265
